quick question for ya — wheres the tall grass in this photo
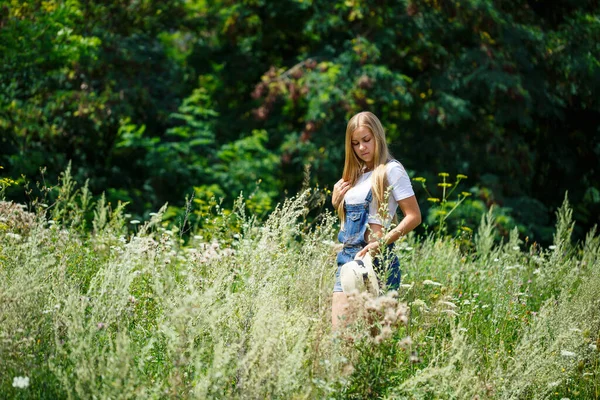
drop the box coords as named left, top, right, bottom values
left=1, top=174, right=599, bottom=399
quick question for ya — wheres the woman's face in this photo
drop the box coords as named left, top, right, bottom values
left=351, top=126, right=376, bottom=167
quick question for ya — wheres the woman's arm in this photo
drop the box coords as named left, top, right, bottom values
left=357, top=195, right=421, bottom=257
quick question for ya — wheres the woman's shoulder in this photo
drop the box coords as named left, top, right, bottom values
left=385, top=159, right=408, bottom=175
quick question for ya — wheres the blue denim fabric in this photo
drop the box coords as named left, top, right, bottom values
left=334, top=190, right=401, bottom=292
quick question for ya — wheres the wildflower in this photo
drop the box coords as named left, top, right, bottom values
left=342, top=363, right=355, bottom=376
left=438, top=172, right=449, bottom=177
left=97, top=322, right=106, bottom=330
left=422, top=279, right=442, bottom=286
left=400, top=283, right=413, bottom=289
left=512, top=246, right=520, bottom=251
left=456, top=174, right=468, bottom=179
left=427, top=197, right=441, bottom=203
left=412, top=177, right=426, bottom=182
left=437, top=183, right=452, bottom=188
left=412, top=299, right=429, bottom=311
left=12, top=376, right=29, bottom=389
left=560, top=350, right=576, bottom=357
left=130, top=220, right=140, bottom=225
left=379, top=326, right=393, bottom=340
left=6, top=232, right=22, bottom=240
left=440, top=301, right=457, bottom=308
left=398, top=336, right=413, bottom=348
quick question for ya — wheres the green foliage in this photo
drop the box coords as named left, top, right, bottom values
left=412, top=172, right=470, bottom=235
left=1, top=0, right=191, bottom=208
left=2, top=0, right=599, bottom=244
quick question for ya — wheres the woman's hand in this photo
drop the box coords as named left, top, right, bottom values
left=332, top=179, right=350, bottom=209
left=357, top=241, right=379, bottom=258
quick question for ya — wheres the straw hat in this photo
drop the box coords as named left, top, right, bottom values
left=340, top=252, right=379, bottom=295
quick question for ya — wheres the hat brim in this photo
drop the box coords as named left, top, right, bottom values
left=340, top=252, right=379, bottom=295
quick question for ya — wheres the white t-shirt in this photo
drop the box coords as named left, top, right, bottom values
left=344, top=160, right=415, bottom=225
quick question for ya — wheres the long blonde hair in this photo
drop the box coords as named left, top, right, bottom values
left=337, top=111, right=394, bottom=226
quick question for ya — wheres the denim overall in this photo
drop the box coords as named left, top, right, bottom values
left=333, top=189, right=401, bottom=292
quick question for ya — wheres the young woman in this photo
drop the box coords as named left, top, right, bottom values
left=331, top=111, right=421, bottom=329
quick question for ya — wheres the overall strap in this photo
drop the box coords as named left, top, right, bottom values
left=365, top=189, right=373, bottom=203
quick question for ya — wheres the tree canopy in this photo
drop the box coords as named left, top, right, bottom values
left=1, top=0, right=599, bottom=243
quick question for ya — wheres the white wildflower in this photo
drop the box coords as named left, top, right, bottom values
left=422, top=279, right=442, bottom=286
left=130, top=220, right=140, bottom=225
left=400, top=283, right=413, bottom=289
left=398, top=336, right=413, bottom=348
left=549, top=245, right=557, bottom=250
left=512, top=246, right=520, bottom=250
left=6, top=232, right=22, bottom=240
left=12, top=376, right=29, bottom=389
left=493, top=258, right=499, bottom=262
left=440, top=301, right=457, bottom=308
left=589, top=344, right=597, bottom=351
left=560, top=350, right=576, bottom=357
left=412, top=299, right=429, bottom=311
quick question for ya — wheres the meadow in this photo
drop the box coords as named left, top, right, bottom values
left=1, top=174, right=599, bottom=399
